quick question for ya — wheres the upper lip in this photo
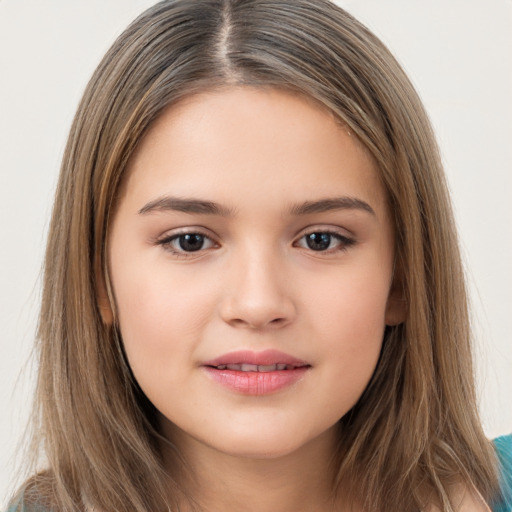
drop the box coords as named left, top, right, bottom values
left=203, top=349, right=309, bottom=368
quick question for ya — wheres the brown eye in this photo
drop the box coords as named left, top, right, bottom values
left=159, top=232, right=216, bottom=255
left=305, top=232, right=332, bottom=251
left=296, top=231, right=355, bottom=253
left=177, top=233, right=206, bottom=252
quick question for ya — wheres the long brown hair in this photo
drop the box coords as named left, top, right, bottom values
left=11, top=0, right=500, bottom=510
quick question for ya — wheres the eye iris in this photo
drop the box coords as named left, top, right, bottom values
left=306, top=232, right=331, bottom=251
left=178, top=234, right=204, bottom=252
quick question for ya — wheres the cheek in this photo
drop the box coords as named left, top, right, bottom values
left=303, top=266, right=390, bottom=401
left=304, top=258, right=391, bottom=337
left=112, top=263, right=217, bottom=381
left=319, top=292, right=386, bottom=365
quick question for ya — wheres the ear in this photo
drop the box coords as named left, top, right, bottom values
left=385, top=262, right=407, bottom=326
left=96, top=265, right=114, bottom=326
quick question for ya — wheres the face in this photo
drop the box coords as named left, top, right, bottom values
left=107, top=87, right=403, bottom=463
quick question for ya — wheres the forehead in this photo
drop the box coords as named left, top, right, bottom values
left=120, top=86, right=387, bottom=216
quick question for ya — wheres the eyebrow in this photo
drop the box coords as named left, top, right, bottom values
left=290, top=196, right=375, bottom=216
left=138, top=195, right=375, bottom=217
left=138, top=196, right=235, bottom=216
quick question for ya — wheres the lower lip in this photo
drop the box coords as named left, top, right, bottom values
left=203, top=367, right=309, bottom=395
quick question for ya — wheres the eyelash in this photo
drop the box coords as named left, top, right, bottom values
left=156, top=228, right=356, bottom=258
left=293, top=230, right=355, bottom=253
left=157, top=229, right=217, bottom=258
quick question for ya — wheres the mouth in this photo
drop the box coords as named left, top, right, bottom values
left=202, top=350, right=311, bottom=395
left=209, top=363, right=305, bottom=372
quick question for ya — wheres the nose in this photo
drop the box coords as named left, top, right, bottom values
left=219, top=249, right=296, bottom=330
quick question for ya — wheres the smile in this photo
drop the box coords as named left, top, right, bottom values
left=202, top=350, right=311, bottom=395
left=211, top=363, right=303, bottom=372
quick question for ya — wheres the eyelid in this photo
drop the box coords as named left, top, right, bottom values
left=154, top=225, right=217, bottom=241
left=294, top=224, right=354, bottom=240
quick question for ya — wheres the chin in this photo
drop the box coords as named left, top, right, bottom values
left=204, top=421, right=335, bottom=461
left=215, top=439, right=307, bottom=460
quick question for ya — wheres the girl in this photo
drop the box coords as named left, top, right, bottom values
left=6, top=0, right=511, bottom=511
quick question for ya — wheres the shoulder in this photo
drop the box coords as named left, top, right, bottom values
left=3, top=500, right=45, bottom=512
left=424, top=485, right=493, bottom=512
left=5, top=499, right=52, bottom=512
left=4, top=501, right=52, bottom=512
left=494, top=434, right=512, bottom=472
left=4, top=470, right=60, bottom=512
left=423, top=435, right=512, bottom=512
left=493, top=434, right=512, bottom=512
left=449, top=434, right=512, bottom=512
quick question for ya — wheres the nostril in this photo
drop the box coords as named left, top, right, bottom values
left=227, top=316, right=288, bottom=329
left=219, top=293, right=296, bottom=329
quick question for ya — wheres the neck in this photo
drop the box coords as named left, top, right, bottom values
left=161, top=425, right=350, bottom=512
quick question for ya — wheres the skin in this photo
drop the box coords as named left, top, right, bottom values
left=105, top=87, right=487, bottom=511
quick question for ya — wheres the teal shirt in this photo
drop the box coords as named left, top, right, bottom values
left=493, top=434, right=512, bottom=512
left=6, top=434, right=512, bottom=511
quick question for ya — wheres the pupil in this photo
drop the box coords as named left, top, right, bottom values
left=179, top=234, right=204, bottom=252
left=306, top=232, right=331, bottom=251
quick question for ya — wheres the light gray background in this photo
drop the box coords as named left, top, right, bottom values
left=1, top=0, right=511, bottom=506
